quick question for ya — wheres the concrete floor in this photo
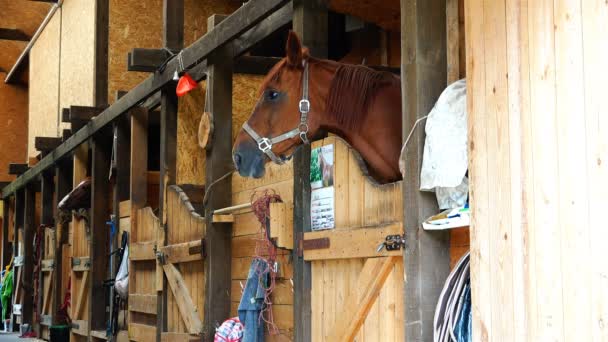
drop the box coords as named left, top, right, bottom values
left=0, top=332, right=42, bottom=342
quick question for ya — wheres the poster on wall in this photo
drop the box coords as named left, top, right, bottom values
left=310, top=144, right=335, bottom=231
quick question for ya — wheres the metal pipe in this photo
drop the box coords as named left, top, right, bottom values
left=4, top=0, right=63, bottom=83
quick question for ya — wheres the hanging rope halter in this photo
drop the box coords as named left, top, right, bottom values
left=242, top=61, right=311, bottom=165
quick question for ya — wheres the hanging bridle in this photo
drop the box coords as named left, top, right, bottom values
left=242, top=61, right=311, bottom=165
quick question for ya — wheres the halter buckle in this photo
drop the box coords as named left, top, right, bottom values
left=258, top=137, right=272, bottom=153
left=299, top=99, right=310, bottom=113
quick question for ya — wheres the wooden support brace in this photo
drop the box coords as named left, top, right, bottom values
left=163, top=263, right=203, bottom=334
left=8, top=164, right=29, bottom=175
left=68, top=105, right=108, bottom=132
left=62, top=129, right=72, bottom=142
left=159, top=239, right=204, bottom=264
left=328, top=256, right=399, bottom=341
left=0, top=28, right=30, bottom=41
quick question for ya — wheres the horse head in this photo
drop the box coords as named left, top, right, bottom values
left=232, top=31, right=403, bottom=182
left=232, top=31, right=328, bottom=178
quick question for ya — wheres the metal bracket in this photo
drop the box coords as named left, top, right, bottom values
left=153, top=244, right=166, bottom=265
left=384, top=234, right=406, bottom=251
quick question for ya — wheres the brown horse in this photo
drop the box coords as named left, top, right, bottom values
left=232, top=31, right=402, bottom=184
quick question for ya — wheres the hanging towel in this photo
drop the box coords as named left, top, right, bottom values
left=238, top=258, right=268, bottom=342
left=1, top=269, right=13, bottom=321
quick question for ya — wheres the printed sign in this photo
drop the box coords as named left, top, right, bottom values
left=310, top=144, right=335, bottom=231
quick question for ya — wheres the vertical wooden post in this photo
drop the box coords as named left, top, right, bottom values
left=400, top=0, right=449, bottom=340
left=53, top=158, right=72, bottom=325
left=292, top=2, right=327, bottom=341
left=22, top=184, right=36, bottom=326
left=1, top=199, right=10, bottom=269
left=12, top=190, right=23, bottom=331
left=89, top=128, right=112, bottom=334
left=203, top=14, right=233, bottom=341
left=36, top=171, right=54, bottom=335
left=158, top=1, right=183, bottom=338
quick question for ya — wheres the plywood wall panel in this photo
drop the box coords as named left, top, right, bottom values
left=28, top=9, right=61, bottom=158
left=59, top=0, right=96, bottom=112
left=0, top=79, right=28, bottom=181
left=108, top=0, right=162, bottom=101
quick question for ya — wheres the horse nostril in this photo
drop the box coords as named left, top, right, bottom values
left=233, top=153, right=242, bottom=170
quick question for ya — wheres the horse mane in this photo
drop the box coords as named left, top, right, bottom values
left=326, top=64, right=394, bottom=129
left=259, top=58, right=395, bottom=130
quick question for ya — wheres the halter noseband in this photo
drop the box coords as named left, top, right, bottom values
left=242, top=61, right=311, bottom=165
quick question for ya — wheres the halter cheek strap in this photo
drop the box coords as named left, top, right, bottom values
left=242, top=61, right=311, bottom=165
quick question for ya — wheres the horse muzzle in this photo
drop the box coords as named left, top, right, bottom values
left=232, top=139, right=266, bottom=179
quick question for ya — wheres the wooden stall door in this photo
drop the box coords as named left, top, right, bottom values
left=162, top=185, right=206, bottom=338
left=303, top=137, right=405, bottom=342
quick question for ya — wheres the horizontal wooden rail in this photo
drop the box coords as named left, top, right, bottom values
left=1, top=0, right=293, bottom=198
left=213, top=202, right=251, bottom=214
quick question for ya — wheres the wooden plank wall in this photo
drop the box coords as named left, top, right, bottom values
left=466, top=0, right=608, bottom=340
left=308, top=137, right=404, bottom=342
left=230, top=161, right=295, bottom=341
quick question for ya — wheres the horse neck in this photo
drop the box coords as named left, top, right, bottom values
left=311, top=60, right=403, bottom=182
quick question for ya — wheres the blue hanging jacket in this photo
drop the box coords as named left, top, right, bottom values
left=238, top=258, right=269, bottom=342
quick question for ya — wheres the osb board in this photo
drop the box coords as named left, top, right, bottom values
left=230, top=161, right=295, bottom=340
left=165, top=186, right=205, bottom=333
left=328, top=0, right=400, bottom=32
left=108, top=0, right=162, bottom=101
left=0, top=0, right=51, bottom=36
left=28, top=8, right=62, bottom=158
left=59, top=0, right=96, bottom=116
left=176, top=74, right=263, bottom=185
left=0, top=78, right=28, bottom=181
left=310, top=258, right=404, bottom=341
left=107, top=0, right=240, bottom=101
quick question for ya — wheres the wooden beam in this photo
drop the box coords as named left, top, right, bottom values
left=95, top=0, right=109, bottom=107
left=22, top=185, right=36, bottom=325
left=128, top=294, right=157, bottom=315
left=9, top=164, right=29, bottom=175
left=89, top=127, right=112, bottom=332
left=203, top=14, right=233, bottom=341
left=400, top=0, right=450, bottom=340
left=2, top=0, right=292, bottom=199
left=127, top=48, right=169, bottom=72
left=159, top=239, right=203, bottom=264
left=292, top=1, right=327, bottom=341
left=52, top=157, right=71, bottom=325
left=1, top=199, right=10, bottom=270
left=35, top=137, right=62, bottom=153
left=163, top=263, right=203, bottom=334
left=158, top=0, right=183, bottom=337
left=0, top=28, right=30, bottom=41
left=68, top=105, right=107, bottom=132
left=62, top=129, right=72, bottom=142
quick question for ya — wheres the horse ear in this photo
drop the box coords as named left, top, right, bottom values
left=286, top=31, right=303, bottom=67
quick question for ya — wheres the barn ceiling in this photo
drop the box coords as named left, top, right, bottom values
left=0, top=0, right=52, bottom=84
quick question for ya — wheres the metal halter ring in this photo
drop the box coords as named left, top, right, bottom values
left=258, top=137, right=272, bottom=153
left=299, top=99, right=310, bottom=113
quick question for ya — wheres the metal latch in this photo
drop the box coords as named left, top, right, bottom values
left=153, top=244, right=165, bottom=264
left=377, top=234, right=406, bottom=252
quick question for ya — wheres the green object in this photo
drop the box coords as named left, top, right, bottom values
left=1, top=269, right=13, bottom=320
left=50, top=325, right=70, bottom=342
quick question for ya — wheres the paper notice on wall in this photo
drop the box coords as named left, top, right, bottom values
left=310, top=144, right=335, bottom=231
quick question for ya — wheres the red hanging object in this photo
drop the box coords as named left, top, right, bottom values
left=176, top=72, right=197, bottom=97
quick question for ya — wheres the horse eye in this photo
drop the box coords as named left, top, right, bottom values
left=266, top=90, right=280, bottom=101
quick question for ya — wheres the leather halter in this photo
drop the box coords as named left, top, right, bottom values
left=242, top=61, right=311, bottom=165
